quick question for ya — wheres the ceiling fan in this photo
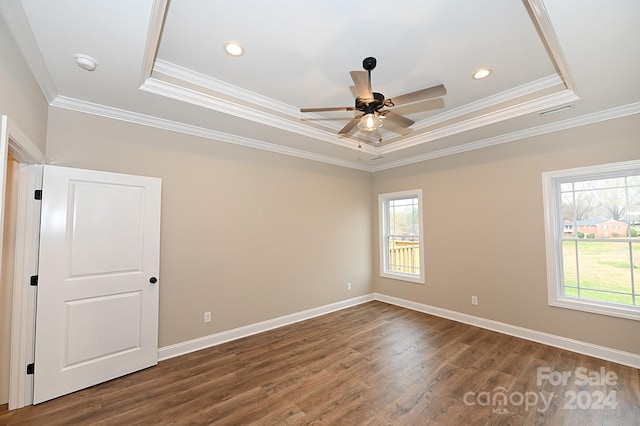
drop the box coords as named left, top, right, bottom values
left=300, top=57, right=447, bottom=136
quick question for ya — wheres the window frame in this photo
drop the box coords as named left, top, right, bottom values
left=542, top=160, right=640, bottom=321
left=379, top=189, right=425, bottom=284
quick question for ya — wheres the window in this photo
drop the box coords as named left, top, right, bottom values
left=379, top=189, right=424, bottom=284
left=542, top=160, right=640, bottom=320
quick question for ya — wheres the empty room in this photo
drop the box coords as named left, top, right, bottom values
left=0, top=0, right=638, bottom=424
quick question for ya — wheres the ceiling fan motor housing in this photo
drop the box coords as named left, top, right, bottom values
left=355, top=92, right=385, bottom=113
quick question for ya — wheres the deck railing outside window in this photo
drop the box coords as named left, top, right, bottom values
left=388, top=239, right=420, bottom=275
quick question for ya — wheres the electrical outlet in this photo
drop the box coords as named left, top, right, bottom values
left=204, top=311, right=211, bottom=323
left=471, top=296, right=478, bottom=305
left=347, top=282, right=352, bottom=291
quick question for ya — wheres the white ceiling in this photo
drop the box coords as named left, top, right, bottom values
left=2, top=0, right=639, bottom=171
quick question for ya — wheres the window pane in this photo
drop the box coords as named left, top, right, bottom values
left=574, top=177, right=625, bottom=191
left=634, top=242, right=639, bottom=306
left=388, top=197, right=419, bottom=275
left=388, top=235, right=420, bottom=275
left=579, top=289, right=633, bottom=305
left=627, top=175, right=640, bottom=186
left=630, top=186, right=640, bottom=234
left=565, top=188, right=597, bottom=225
left=571, top=241, right=633, bottom=305
left=562, top=241, right=577, bottom=291
left=388, top=203, right=396, bottom=235
left=560, top=182, right=574, bottom=193
left=561, top=192, right=576, bottom=237
left=388, top=197, right=419, bottom=236
left=561, top=176, right=635, bottom=239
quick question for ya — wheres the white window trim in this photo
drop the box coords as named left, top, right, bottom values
left=542, top=159, right=640, bottom=321
left=379, top=189, right=425, bottom=284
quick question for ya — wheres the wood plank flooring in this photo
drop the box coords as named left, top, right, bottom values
left=1, top=301, right=638, bottom=425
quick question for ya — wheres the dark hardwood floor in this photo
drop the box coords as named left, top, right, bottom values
left=1, top=301, right=638, bottom=425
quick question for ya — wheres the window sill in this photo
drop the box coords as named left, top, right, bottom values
left=550, top=297, right=640, bottom=322
left=380, top=271, right=425, bottom=285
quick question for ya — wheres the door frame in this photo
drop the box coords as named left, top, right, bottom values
left=0, top=115, right=44, bottom=409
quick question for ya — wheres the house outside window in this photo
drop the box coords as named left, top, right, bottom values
left=379, top=189, right=425, bottom=284
left=542, top=160, right=640, bottom=321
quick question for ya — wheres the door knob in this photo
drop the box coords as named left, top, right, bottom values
left=149, top=277, right=158, bottom=284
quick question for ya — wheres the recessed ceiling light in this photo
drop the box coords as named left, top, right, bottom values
left=223, top=41, right=245, bottom=57
left=74, top=54, right=98, bottom=72
left=472, top=68, right=492, bottom=79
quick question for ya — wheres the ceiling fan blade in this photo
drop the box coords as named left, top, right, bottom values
left=386, top=84, right=447, bottom=107
left=382, top=111, right=414, bottom=128
left=350, top=71, right=373, bottom=99
left=338, top=116, right=362, bottom=134
left=300, top=106, right=355, bottom=113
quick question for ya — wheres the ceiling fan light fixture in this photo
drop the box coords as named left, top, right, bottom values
left=223, top=41, right=245, bottom=57
left=358, top=113, right=383, bottom=131
left=473, top=68, right=492, bottom=79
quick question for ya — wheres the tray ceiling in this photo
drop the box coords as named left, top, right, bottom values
left=2, top=0, right=639, bottom=170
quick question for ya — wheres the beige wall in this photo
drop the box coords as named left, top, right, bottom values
left=41, top=107, right=640, bottom=356
left=0, top=15, right=48, bottom=151
left=45, top=108, right=373, bottom=347
left=372, top=114, right=640, bottom=355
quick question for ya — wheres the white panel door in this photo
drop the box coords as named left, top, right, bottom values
left=33, top=165, right=161, bottom=404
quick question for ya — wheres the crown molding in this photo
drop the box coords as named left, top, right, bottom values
left=139, top=75, right=378, bottom=155
left=526, top=0, right=578, bottom=94
left=139, top=0, right=169, bottom=86
left=48, top=96, right=640, bottom=174
left=410, top=74, right=563, bottom=133
left=380, top=88, right=580, bottom=154
left=152, top=59, right=352, bottom=134
left=49, top=96, right=373, bottom=171
left=153, top=59, right=301, bottom=118
left=371, top=102, right=640, bottom=172
left=0, top=0, right=57, bottom=102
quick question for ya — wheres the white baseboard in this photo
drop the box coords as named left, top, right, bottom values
left=158, top=292, right=639, bottom=370
left=158, top=294, right=374, bottom=361
left=374, top=293, right=640, bottom=369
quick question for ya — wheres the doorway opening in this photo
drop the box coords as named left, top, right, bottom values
left=0, top=115, right=44, bottom=409
left=0, top=155, right=19, bottom=404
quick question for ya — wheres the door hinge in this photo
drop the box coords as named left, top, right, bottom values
left=34, top=189, right=42, bottom=200
left=30, top=275, right=38, bottom=286
left=27, top=363, right=35, bottom=375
